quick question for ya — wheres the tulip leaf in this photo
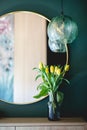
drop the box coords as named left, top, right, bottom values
left=56, top=91, right=64, bottom=105
left=33, top=86, right=48, bottom=99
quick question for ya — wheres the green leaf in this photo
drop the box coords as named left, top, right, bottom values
left=63, top=78, right=70, bottom=85
left=56, top=91, right=64, bottom=105
left=33, top=67, right=39, bottom=70
left=35, top=74, right=42, bottom=81
left=37, top=83, right=49, bottom=90
left=33, top=86, right=48, bottom=99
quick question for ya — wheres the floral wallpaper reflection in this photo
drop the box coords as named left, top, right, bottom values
left=0, top=14, right=14, bottom=102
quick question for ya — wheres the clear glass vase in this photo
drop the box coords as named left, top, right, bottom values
left=48, top=101, right=60, bottom=121
left=48, top=92, right=60, bottom=121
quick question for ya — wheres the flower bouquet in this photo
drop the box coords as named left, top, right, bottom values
left=33, top=62, right=69, bottom=120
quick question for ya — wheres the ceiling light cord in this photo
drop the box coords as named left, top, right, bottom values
left=61, top=0, right=64, bottom=15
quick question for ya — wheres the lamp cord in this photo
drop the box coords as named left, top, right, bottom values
left=61, top=0, right=64, bottom=15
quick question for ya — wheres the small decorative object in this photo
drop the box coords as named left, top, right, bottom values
left=33, top=62, right=70, bottom=120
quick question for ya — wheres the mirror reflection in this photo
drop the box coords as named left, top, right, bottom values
left=0, top=11, right=48, bottom=104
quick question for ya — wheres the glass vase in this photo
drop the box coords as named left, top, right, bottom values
left=48, top=101, right=60, bottom=121
left=48, top=92, right=60, bottom=121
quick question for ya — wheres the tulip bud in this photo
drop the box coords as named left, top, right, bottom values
left=55, top=66, right=58, bottom=73
left=39, top=62, right=43, bottom=70
left=45, top=67, right=49, bottom=74
left=56, top=68, right=61, bottom=75
left=64, top=64, right=69, bottom=71
left=50, top=65, right=54, bottom=73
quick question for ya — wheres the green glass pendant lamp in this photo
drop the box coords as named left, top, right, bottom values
left=47, top=0, right=78, bottom=53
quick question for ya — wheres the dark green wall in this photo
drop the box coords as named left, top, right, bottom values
left=0, top=0, right=87, bottom=118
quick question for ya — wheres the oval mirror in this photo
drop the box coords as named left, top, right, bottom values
left=0, top=11, right=68, bottom=104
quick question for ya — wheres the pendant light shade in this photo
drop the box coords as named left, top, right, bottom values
left=47, top=0, right=78, bottom=53
left=47, top=15, right=78, bottom=44
left=48, top=39, right=66, bottom=53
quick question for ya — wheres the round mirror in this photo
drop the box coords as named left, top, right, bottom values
left=0, top=11, right=68, bottom=104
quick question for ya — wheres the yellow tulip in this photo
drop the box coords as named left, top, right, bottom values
left=54, top=66, right=58, bottom=73
left=56, top=68, right=61, bottom=75
left=64, top=64, right=69, bottom=71
left=50, top=65, right=54, bottom=73
left=45, top=67, right=49, bottom=74
left=39, top=62, right=43, bottom=70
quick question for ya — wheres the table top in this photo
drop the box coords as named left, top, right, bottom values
left=0, top=117, right=86, bottom=127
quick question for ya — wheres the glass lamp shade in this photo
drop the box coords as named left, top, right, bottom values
left=48, top=39, right=66, bottom=53
left=47, top=15, right=78, bottom=44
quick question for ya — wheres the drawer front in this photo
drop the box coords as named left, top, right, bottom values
left=0, top=127, right=15, bottom=130
left=16, top=126, right=85, bottom=130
